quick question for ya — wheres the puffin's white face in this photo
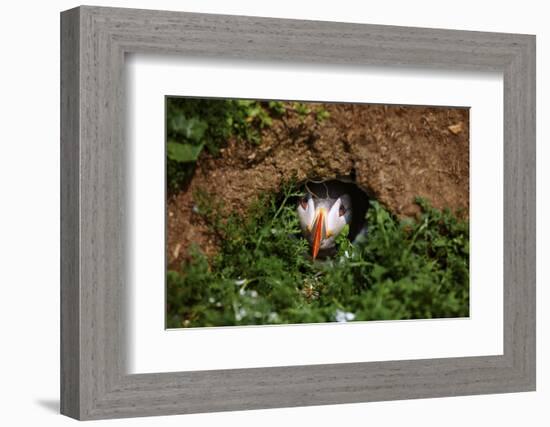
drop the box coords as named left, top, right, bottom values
left=297, top=194, right=352, bottom=259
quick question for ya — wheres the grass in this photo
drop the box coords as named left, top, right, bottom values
left=166, top=183, right=469, bottom=328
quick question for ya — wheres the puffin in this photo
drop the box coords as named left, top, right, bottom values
left=297, top=180, right=368, bottom=259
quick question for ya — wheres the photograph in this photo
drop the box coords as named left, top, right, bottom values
left=51, top=3, right=537, bottom=421
left=165, top=97, right=470, bottom=328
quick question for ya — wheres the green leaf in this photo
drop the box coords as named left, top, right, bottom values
left=268, top=101, right=286, bottom=116
left=167, top=141, right=205, bottom=163
left=371, top=264, right=387, bottom=281
left=170, top=116, right=208, bottom=142
left=293, top=102, right=311, bottom=116
left=335, top=224, right=350, bottom=246
left=316, top=109, right=330, bottom=122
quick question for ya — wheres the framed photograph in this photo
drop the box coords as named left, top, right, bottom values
left=61, top=5, right=536, bottom=420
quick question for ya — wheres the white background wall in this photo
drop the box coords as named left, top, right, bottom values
left=0, top=0, right=547, bottom=425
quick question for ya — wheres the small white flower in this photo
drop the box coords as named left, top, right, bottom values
left=250, top=290, right=258, bottom=298
left=235, top=279, right=246, bottom=286
left=208, top=297, right=215, bottom=304
left=235, top=308, right=247, bottom=321
left=335, top=309, right=356, bottom=323
left=268, top=312, right=279, bottom=322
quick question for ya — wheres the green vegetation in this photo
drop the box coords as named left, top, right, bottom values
left=166, top=97, right=469, bottom=328
left=166, top=183, right=469, bottom=328
left=166, top=98, right=329, bottom=192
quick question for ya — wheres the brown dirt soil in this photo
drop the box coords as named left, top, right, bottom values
left=167, top=103, right=469, bottom=270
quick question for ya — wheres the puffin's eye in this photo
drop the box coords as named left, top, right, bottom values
left=300, top=197, right=309, bottom=210
left=339, top=204, right=346, bottom=217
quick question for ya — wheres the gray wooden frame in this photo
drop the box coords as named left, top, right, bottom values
left=60, top=5, right=536, bottom=421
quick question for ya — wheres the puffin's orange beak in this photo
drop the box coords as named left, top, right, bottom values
left=312, top=210, right=324, bottom=259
